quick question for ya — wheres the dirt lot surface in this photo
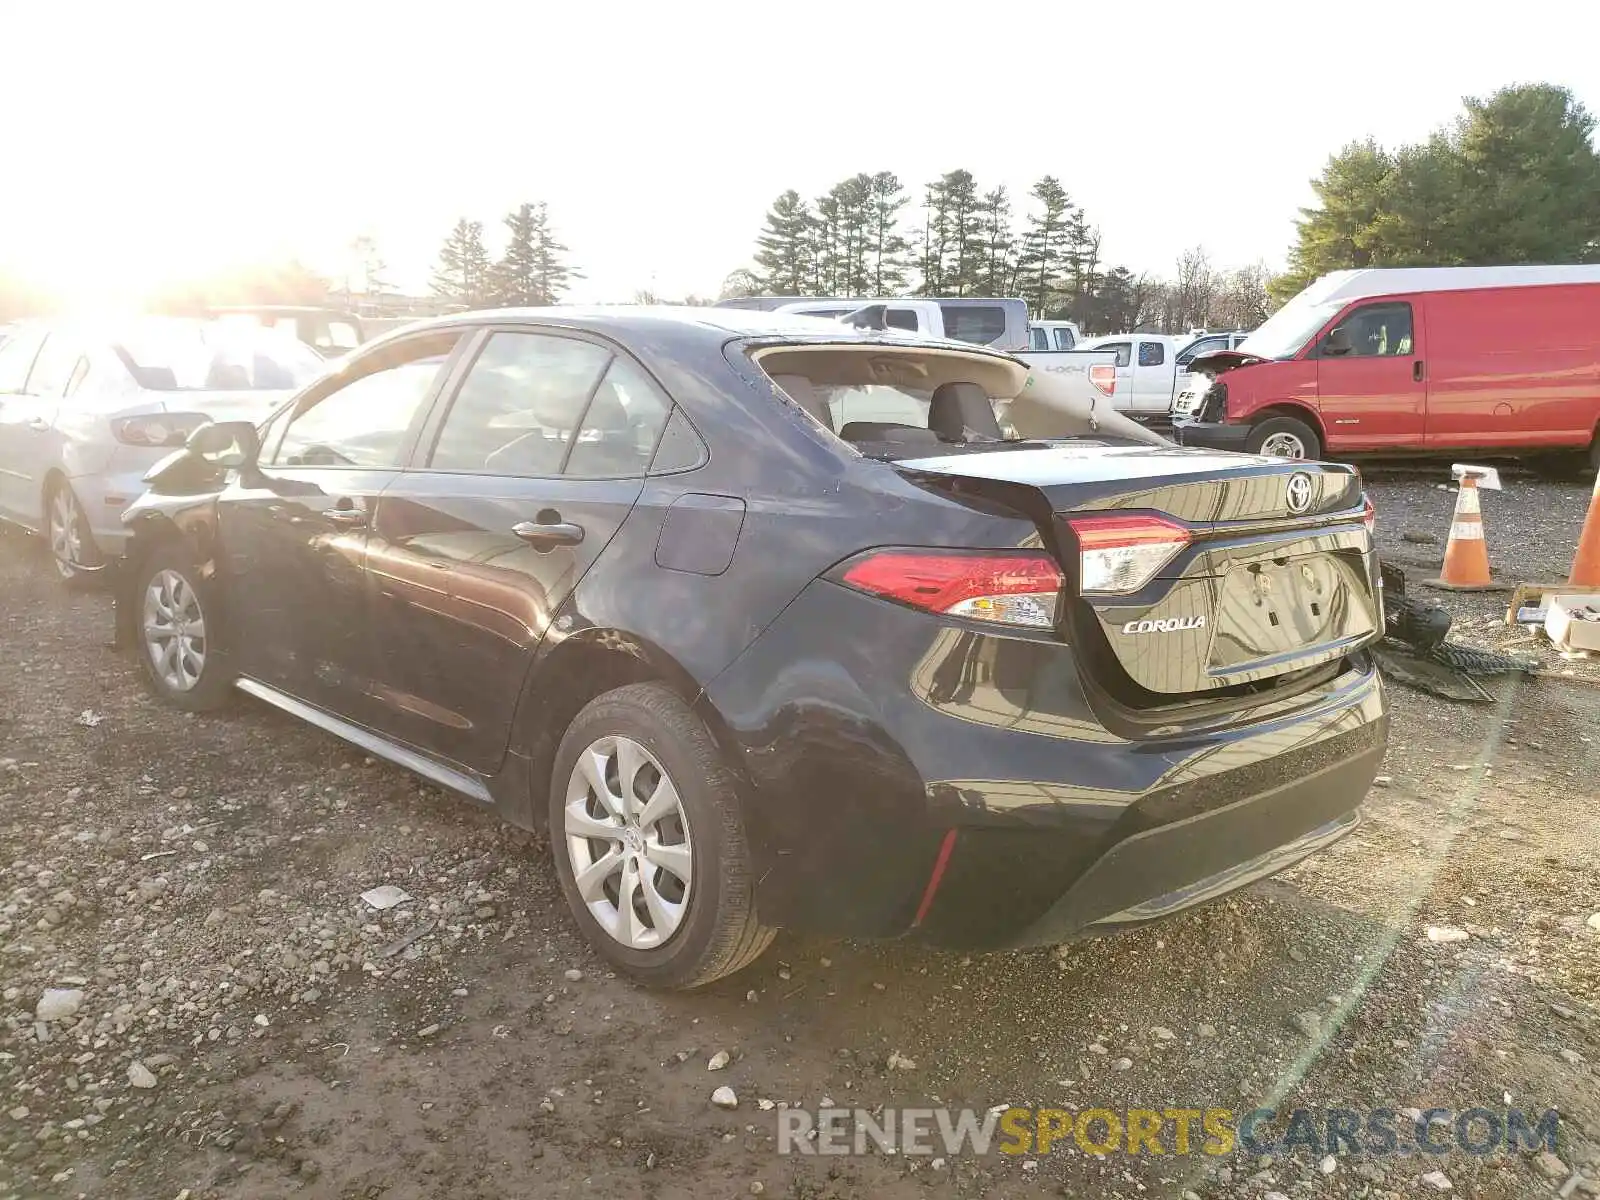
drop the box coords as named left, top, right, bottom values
left=5, top=470, right=1600, bottom=1200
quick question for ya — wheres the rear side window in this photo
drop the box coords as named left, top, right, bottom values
left=1052, top=328, right=1074, bottom=350
left=886, top=308, right=920, bottom=332
left=24, top=335, right=84, bottom=398
left=1101, top=341, right=1132, bottom=367
left=1029, top=327, right=1049, bottom=351
left=0, top=331, right=44, bottom=393
left=939, top=304, right=1005, bottom=346
left=1138, top=341, right=1165, bottom=367
left=429, top=332, right=611, bottom=475
left=564, top=356, right=674, bottom=479
left=649, top=407, right=708, bottom=474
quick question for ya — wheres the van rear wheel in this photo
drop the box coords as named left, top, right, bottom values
left=1246, top=416, right=1321, bottom=461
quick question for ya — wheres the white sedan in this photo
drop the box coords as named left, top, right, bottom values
left=0, top=317, right=325, bottom=583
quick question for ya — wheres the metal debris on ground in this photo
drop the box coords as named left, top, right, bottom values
left=1376, top=563, right=1538, bottom=701
left=360, top=885, right=414, bottom=911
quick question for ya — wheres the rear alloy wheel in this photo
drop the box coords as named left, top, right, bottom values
left=1246, top=415, right=1322, bottom=461
left=47, top=482, right=100, bottom=587
left=549, top=683, right=775, bottom=988
left=134, top=547, right=232, bottom=711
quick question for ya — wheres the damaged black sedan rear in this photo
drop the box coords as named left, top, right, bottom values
left=112, top=306, right=1388, bottom=988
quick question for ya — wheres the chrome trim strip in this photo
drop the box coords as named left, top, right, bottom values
left=234, top=678, right=493, bottom=804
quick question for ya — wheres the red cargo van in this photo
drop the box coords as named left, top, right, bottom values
left=1171, top=265, right=1600, bottom=472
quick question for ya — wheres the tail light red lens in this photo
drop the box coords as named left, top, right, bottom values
left=112, top=413, right=208, bottom=448
left=1067, top=513, right=1191, bottom=594
left=837, top=550, right=1064, bottom=629
left=1089, top=364, right=1117, bottom=396
left=1361, top=493, right=1376, bottom=537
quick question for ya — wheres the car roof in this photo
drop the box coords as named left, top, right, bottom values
left=363, top=305, right=1016, bottom=357
left=1307, top=265, right=1600, bottom=305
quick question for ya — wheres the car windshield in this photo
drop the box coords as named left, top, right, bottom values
left=114, top=320, right=326, bottom=391
left=1237, top=296, right=1344, bottom=360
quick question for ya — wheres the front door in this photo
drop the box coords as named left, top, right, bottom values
left=1314, top=299, right=1426, bottom=450
left=365, top=329, right=675, bottom=773
left=218, top=329, right=467, bottom=722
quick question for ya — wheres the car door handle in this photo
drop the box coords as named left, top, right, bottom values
left=512, top=519, right=584, bottom=549
left=1413, top=359, right=1425, bottom=382
left=324, top=505, right=369, bottom=528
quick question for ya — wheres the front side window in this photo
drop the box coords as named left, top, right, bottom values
left=1052, top=327, right=1075, bottom=350
left=1137, top=341, right=1165, bottom=368
left=428, top=332, right=611, bottom=476
left=1319, top=302, right=1414, bottom=359
left=272, top=333, right=460, bottom=468
left=886, top=308, right=920, bottom=332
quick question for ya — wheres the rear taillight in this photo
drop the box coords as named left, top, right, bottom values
left=837, top=550, right=1064, bottom=629
left=1067, top=514, right=1191, bottom=594
left=1362, top=493, right=1376, bottom=537
left=112, top=413, right=208, bottom=448
left=1089, top=364, right=1117, bottom=396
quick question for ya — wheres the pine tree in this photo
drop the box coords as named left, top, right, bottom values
left=526, top=202, right=576, bottom=305
left=976, top=186, right=1014, bottom=296
left=1017, top=177, right=1073, bottom=315
left=753, top=190, right=815, bottom=294
left=866, top=172, right=911, bottom=294
left=494, top=203, right=542, bottom=306
left=430, top=218, right=492, bottom=307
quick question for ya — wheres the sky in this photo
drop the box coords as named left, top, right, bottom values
left=3, top=1, right=1599, bottom=307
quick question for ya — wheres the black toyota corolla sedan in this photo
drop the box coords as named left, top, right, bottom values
left=112, top=306, right=1388, bottom=988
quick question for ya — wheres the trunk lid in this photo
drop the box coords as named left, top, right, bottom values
left=894, top=444, right=1378, bottom=702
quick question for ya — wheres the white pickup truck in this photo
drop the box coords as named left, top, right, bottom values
left=1059, top=331, right=1251, bottom=421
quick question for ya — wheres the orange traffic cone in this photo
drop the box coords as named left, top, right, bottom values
left=1570, top=473, right=1600, bottom=586
left=1428, top=477, right=1499, bottom=591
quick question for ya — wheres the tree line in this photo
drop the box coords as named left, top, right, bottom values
left=731, top=171, right=1274, bottom=335
left=1276, top=83, right=1600, bottom=301
left=429, top=201, right=579, bottom=309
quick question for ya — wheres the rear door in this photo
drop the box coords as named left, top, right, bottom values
left=217, top=329, right=466, bottom=721
left=1313, top=298, right=1426, bottom=449
left=363, top=327, right=675, bottom=773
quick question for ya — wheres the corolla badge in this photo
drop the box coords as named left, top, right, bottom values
left=1121, top=616, right=1207, bottom=634
left=1286, top=472, right=1314, bottom=515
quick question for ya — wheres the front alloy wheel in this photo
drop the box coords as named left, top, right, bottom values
left=132, top=547, right=232, bottom=711
left=143, top=569, right=209, bottom=693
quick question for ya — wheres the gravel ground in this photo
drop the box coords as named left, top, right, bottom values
left=4, top=469, right=1600, bottom=1200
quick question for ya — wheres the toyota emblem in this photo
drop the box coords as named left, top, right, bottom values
left=1285, top=472, right=1314, bottom=515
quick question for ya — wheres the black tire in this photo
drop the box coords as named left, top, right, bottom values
left=1245, top=415, right=1322, bottom=461
left=548, top=682, right=775, bottom=989
left=131, top=544, right=233, bottom=712
left=44, top=479, right=102, bottom=591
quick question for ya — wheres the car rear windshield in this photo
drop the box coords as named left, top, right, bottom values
left=114, top=320, right=326, bottom=391
left=756, top=346, right=1033, bottom=460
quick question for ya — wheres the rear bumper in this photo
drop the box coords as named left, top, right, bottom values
left=70, top=447, right=166, bottom=557
left=1170, top=418, right=1253, bottom=452
left=704, top=578, right=1386, bottom=947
